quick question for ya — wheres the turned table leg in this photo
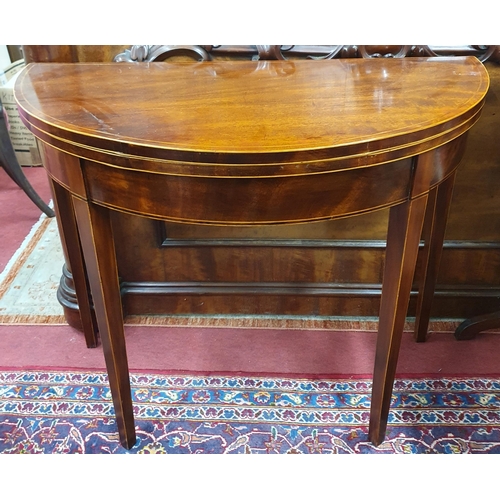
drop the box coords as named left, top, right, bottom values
left=72, top=197, right=136, bottom=449
left=369, top=195, right=428, bottom=446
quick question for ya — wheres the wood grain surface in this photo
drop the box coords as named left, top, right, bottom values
left=15, top=58, right=488, bottom=165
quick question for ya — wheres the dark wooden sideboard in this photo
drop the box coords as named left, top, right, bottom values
left=21, top=45, right=500, bottom=335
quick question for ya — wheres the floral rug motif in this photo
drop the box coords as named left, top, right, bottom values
left=1, top=370, right=500, bottom=453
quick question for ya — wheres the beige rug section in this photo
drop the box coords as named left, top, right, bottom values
left=0, top=214, right=65, bottom=324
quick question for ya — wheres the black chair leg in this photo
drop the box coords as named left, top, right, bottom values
left=0, top=104, right=54, bottom=218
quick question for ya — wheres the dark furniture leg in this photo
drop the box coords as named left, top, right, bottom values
left=0, top=104, right=54, bottom=218
left=455, top=311, right=500, bottom=340
left=72, top=196, right=136, bottom=450
left=369, top=195, right=428, bottom=446
left=49, top=178, right=98, bottom=348
left=414, top=173, right=457, bottom=342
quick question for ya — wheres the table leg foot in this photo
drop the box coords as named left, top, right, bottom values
left=73, top=197, right=136, bottom=449
left=369, top=196, right=427, bottom=445
left=455, top=311, right=500, bottom=340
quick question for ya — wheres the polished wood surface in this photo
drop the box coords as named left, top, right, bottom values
left=16, top=58, right=486, bottom=165
left=15, top=58, right=489, bottom=448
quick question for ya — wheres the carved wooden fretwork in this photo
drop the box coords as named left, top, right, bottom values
left=114, top=45, right=500, bottom=63
left=114, top=45, right=213, bottom=62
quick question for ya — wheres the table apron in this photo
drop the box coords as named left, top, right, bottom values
left=40, top=135, right=467, bottom=225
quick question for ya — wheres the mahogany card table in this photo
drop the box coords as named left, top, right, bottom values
left=15, top=57, right=489, bottom=449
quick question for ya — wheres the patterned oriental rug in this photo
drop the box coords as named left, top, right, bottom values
left=2, top=369, right=500, bottom=454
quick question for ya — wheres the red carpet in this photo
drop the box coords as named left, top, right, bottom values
left=1, top=323, right=500, bottom=378
left=1, top=166, right=499, bottom=377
